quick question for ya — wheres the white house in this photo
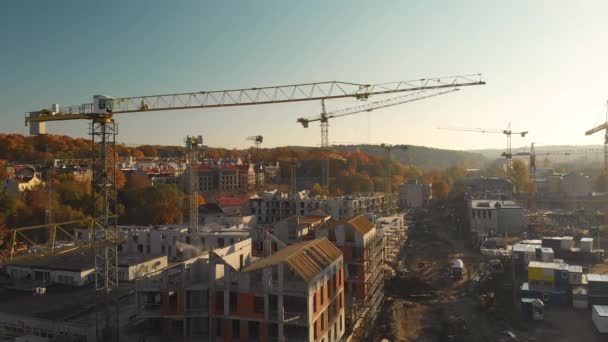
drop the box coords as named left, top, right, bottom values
left=469, top=199, right=526, bottom=243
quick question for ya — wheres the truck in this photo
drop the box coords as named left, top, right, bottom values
left=451, top=259, right=465, bottom=280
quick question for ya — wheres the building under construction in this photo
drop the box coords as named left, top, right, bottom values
left=134, top=238, right=346, bottom=341
left=315, top=215, right=385, bottom=341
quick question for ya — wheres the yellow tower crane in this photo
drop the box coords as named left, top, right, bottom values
left=18, top=75, right=484, bottom=292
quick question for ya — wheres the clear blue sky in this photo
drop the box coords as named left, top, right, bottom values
left=2, top=0, right=608, bottom=150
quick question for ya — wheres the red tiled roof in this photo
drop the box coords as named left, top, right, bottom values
left=215, top=195, right=249, bottom=207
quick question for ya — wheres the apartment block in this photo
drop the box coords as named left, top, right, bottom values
left=135, top=238, right=346, bottom=342
left=249, top=190, right=397, bottom=225
left=398, top=179, right=432, bottom=209
left=315, top=215, right=383, bottom=339
left=375, top=214, right=407, bottom=265
left=272, top=214, right=335, bottom=245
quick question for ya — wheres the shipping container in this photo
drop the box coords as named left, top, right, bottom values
left=542, top=237, right=562, bottom=251
left=581, top=238, right=594, bottom=252
left=541, top=248, right=554, bottom=262
left=560, top=236, right=574, bottom=251
left=592, top=305, right=608, bottom=334
left=572, top=287, right=588, bottom=309
left=568, top=265, right=583, bottom=285
left=520, top=282, right=568, bottom=306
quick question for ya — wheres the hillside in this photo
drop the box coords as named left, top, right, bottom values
left=469, top=144, right=606, bottom=168
left=329, top=144, right=488, bottom=169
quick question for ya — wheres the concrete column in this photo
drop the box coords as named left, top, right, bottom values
left=278, top=264, right=285, bottom=340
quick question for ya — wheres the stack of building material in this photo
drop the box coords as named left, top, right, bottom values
left=588, top=274, right=608, bottom=305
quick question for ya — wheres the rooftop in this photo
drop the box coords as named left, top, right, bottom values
left=0, top=285, right=131, bottom=322
left=347, top=215, right=376, bottom=235
left=10, top=252, right=165, bottom=271
left=243, top=238, right=341, bottom=281
left=471, top=199, right=522, bottom=209
left=528, top=261, right=568, bottom=271
left=587, top=274, right=608, bottom=283
left=594, top=305, right=608, bottom=317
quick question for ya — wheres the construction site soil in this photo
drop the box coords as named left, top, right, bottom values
left=373, top=215, right=604, bottom=342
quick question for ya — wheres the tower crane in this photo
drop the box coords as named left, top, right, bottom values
left=379, top=144, right=409, bottom=194
left=439, top=123, right=528, bottom=181
left=585, top=100, right=608, bottom=172
left=22, top=74, right=484, bottom=294
left=510, top=143, right=604, bottom=181
left=298, top=87, right=468, bottom=190
left=247, top=135, right=264, bottom=191
left=185, top=135, right=203, bottom=241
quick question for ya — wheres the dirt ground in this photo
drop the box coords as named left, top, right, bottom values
left=373, top=213, right=606, bottom=342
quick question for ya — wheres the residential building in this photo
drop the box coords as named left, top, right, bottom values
left=249, top=191, right=398, bottom=225
left=135, top=237, right=346, bottom=341
left=193, top=163, right=255, bottom=194
left=462, top=177, right=513, bottom=199
left=374, top=214, right=407, bottom=265
left=0, top=286, right=135, bottom=342
left=398, top=179, right=432, bottom=209
left=315, top=215, right=383, bottom=339
left=249, top=190, right=327, bottom=225
left=468, top=199, right=527, bottom=244
left=272, top=214, right=335, bottom=245
left=262, top=162, right=281, bottom=183
left=326, top=193, right=398, bottom=219
left=562, top=173, right=592, bottom=197
left=5, top=252, right=166, bottom=287
left=74, top=224, right=252, bottom=262
left=54, top=163, right=93, bottom=183
left=3, top=175, right=42, bottom=196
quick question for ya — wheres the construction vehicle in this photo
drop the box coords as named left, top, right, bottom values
left=451, top=258, right=465, bottom=280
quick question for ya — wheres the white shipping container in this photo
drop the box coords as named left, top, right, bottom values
left=581, top=238, right=594, bottom=252
left=592, top=305, right=608, bottom=333
left=560, top=236, right=574, bottom=251
left=541, top=248, right=554, bottom=262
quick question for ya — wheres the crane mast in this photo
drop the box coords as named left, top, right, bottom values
left=185, top=135, right=203, bottom=243
left=247, top=135, right=264, bottom=191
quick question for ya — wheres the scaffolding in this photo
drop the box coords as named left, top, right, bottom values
left=347, top=233, right=384, bottom=341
